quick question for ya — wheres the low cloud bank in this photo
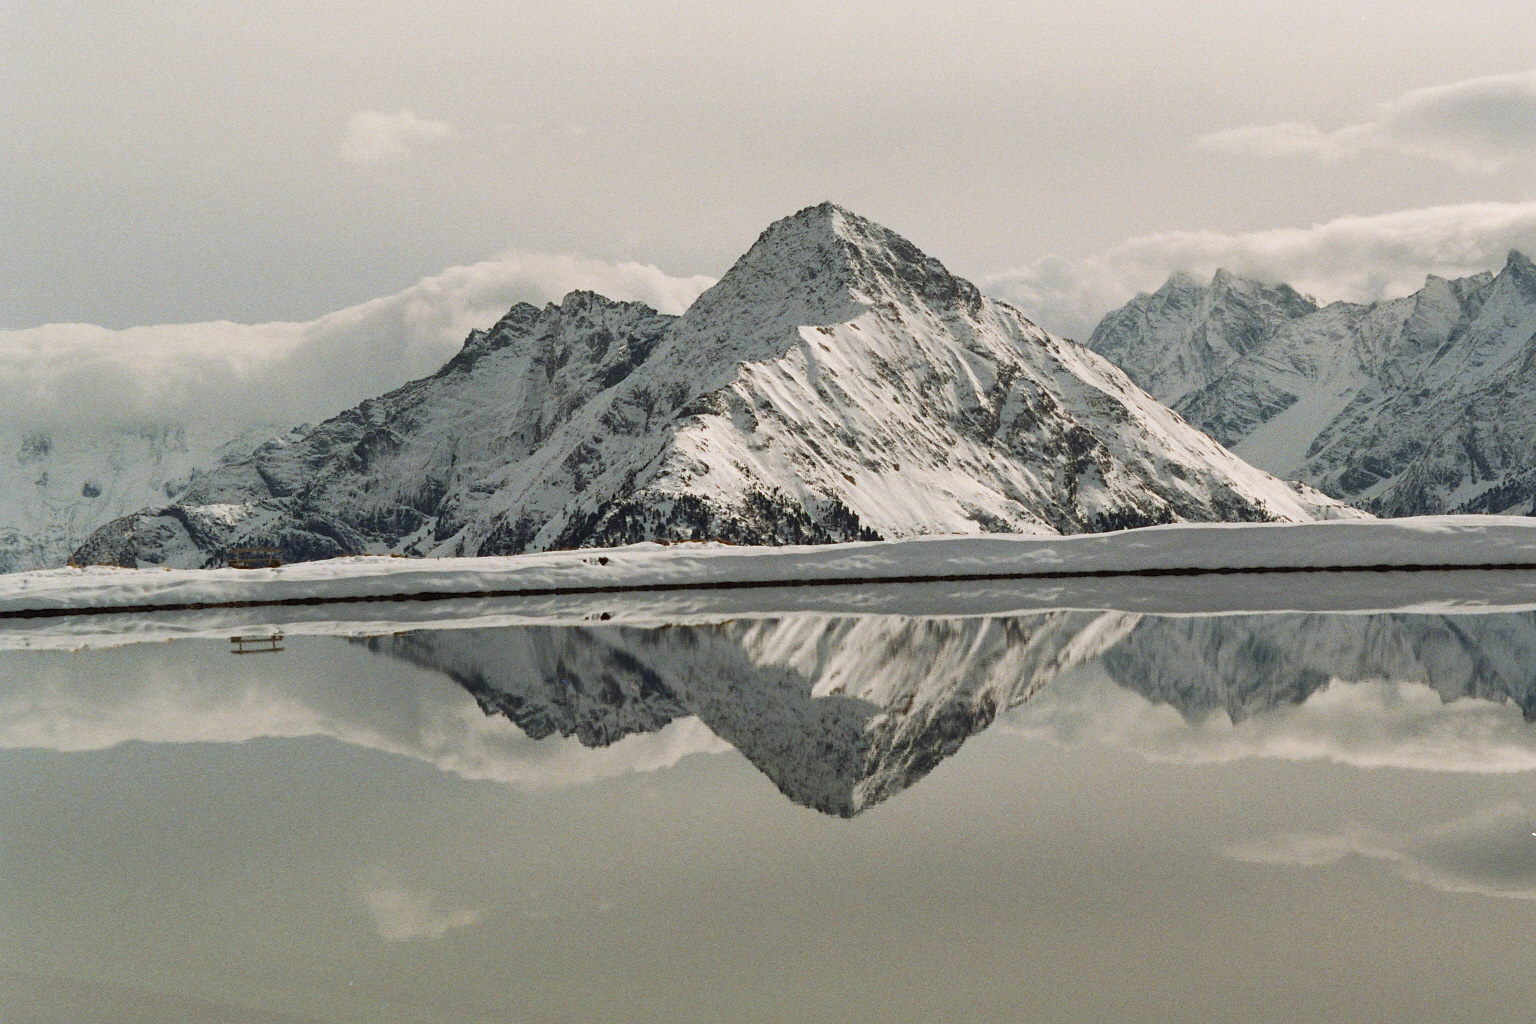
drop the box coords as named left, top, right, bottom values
left=0, top=254, right=715, bottom=429
left=1197, top=68, right=1536, bottom=171
left=1226, top=802, right=1536, bottom=901
left=1005, top=672, right=1536, bottom=776
left=982, top=199, right=1536, bottom=340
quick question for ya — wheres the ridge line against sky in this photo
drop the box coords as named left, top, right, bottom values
left=7, top=7, right=1536, bottom=427
left=4, top=196, right=1536, bottom=428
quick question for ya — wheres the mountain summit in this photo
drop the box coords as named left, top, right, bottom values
left=697, top=201, right=985, bottom=316
left=1088, top=270, right=1318, bottom=407
left=74, top=204, right=1358, bottom=569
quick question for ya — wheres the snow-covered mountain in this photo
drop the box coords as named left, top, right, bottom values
left=0, top=421, right=286, bottom=572
left=1104, top=612, right=1536, bottom=723
left=74, top=204, right=1357, bottom=569
left=1087, top=270, right=1319, bottom=407
left=1088, top=253, right=1536, bottom=515
left=359, top=608, right=1536, bottom=814
left=359, top=612, right=1133, bottom=816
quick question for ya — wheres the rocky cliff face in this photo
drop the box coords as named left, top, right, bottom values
left=1088, top=253, right=1536, bottom=516
left=74, top=204, right=1357, bottom=569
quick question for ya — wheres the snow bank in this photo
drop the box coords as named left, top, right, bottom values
left=6, top=516, right=1536, bottom=621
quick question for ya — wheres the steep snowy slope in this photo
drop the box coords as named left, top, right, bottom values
left=0, top=421, right=286, bottom=572
left=74, top=204, right=1358, bottom=569
left=1089, top=254, right=1536, bottom=515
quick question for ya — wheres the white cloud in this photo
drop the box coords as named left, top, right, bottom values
left=1225, top=803, right=1536, bottom=901
left=340, top=109, right=457, bottom=164
left=363, top=886, right=484, bottom=942
left=982, top=199, right=1536, bottom=339
left=0, top=254, right=716, bottom=429
left=0, top=645, right=731, bottom=789
left=13, top=198, right=1532, bottom=430
left=1197, top=69, right=1536, bottom=171
left=1005, top=672, right=1536, bottom=776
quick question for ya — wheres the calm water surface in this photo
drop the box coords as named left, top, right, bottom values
left=4, top=605, right=1536, bottom=1023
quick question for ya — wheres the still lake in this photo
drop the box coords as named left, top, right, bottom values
left=4, top=590, right=1536, bottom=1023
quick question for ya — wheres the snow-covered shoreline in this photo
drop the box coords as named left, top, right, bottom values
left=6, top=517, right=1536, bottom=649
left=11, top=516, right=1536, bottom=614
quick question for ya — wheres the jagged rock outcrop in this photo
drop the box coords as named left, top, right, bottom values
left=75, top=204, right=1359, bottom=569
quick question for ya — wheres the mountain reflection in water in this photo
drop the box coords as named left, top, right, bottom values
left=357, top=610, right=1536, bottom=816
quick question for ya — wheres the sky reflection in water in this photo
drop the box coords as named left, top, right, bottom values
left=3, top=607, right=1536, bottom=1022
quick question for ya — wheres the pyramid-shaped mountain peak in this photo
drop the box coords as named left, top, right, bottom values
left=748, top=202, right=891, bottom=253
left=1501, top=248, right=1536, bottom=288
left=686, top=203, right=982, bottom=325
left=71, top=204, right=1362, bottom=571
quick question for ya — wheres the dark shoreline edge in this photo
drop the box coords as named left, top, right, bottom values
left=4, top=561, right=1535, bottom=620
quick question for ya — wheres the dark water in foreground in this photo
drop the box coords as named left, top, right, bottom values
left=4, top=606, right=1536, bottom=1022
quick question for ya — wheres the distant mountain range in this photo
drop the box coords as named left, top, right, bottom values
left=0, top=422, right=286, bottom=572
left=1088, top=251, right=1536, bottom=515
left=71, top=204, right=1353, bottom=569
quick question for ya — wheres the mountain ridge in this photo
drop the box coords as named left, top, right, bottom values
left=1087, top=252, right=1536, bottom=516
left=73, top=204, right=1359, bottom=569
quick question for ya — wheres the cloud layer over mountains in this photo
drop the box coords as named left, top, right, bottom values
left=0, top=254, right=714, bottom=428
left=984, top=199, right=1536, bottom=340
left=1198, top=68, right=1536, bottom=172
left=9, top=194, right=1536, bottom=428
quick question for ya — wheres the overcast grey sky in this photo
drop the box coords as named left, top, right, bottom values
left=5, top=0, right=1536, bottom=424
